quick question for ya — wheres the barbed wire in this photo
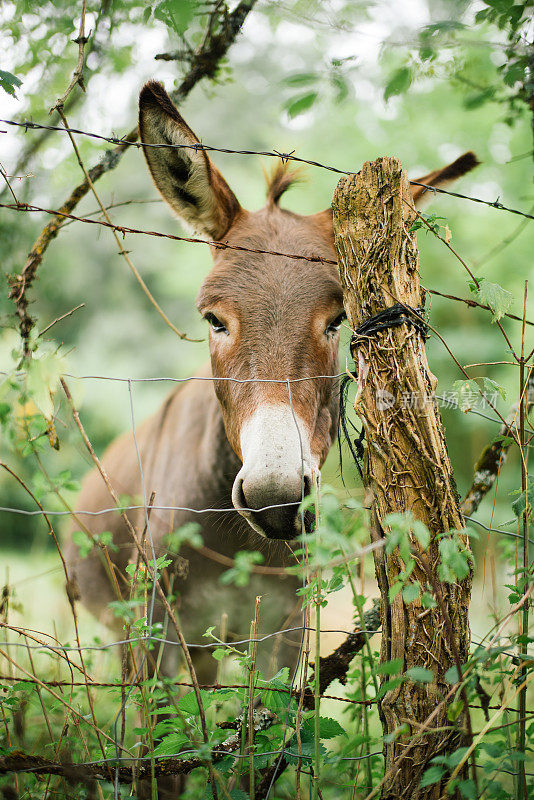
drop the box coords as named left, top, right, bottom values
left=2, top=200, right=532, bottom=332
left=1, top=117, right=534, bottom=220
left=1, top=672, right=531, bottom=726
left=0, top=199, right=338, bottom=264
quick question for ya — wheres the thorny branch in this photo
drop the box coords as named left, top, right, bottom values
left=7, top=0, right=257, bottom=356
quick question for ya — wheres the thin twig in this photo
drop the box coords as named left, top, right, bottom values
left=0, top=161, right=20, bottom=204
left=426, top=286, right=534, bottom=327
left=58, top=107, right=198, bottom=342
left=49, top=0, right=88, bottom=114
left=516, top=280, right=530, bottom=800
left=38, top=303, right=85, bottom=337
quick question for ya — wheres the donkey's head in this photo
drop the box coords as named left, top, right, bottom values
left=139, top=81, right=478, bottom=540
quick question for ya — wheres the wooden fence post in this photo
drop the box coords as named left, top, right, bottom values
left=332, top=158, right=473, bottom=798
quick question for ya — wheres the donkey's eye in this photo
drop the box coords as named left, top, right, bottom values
left=204, top=313, right=229, bottom=335
left=325, top=312, right=346, bottom=336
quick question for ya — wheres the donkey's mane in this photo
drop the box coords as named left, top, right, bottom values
left=265, top=160, right=303, bottom=206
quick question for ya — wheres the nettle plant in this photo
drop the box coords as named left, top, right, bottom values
left=0, top=228, right=532, bottom=799
left=105, top=489, right=369, bottom=792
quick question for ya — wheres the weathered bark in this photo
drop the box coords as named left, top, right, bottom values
left=332, top=158, right=472, bottom=799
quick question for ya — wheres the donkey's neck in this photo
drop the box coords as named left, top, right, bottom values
left=195, top=382, right=242, bottom=505
left=149, top=369, right=241, bottom=513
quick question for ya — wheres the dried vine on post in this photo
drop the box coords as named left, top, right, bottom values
left=332, top=157, right=473, bottom=799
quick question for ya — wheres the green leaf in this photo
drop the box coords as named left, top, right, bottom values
left=388, top=580, right=403, bottom=602
left=72, top=530, right=93, bottom=558
left=178, top=689, right=214, bottom=716
left=153, top=732, right=189, bottom=756
left=26, top=349, right=66, bottom=419
left=154, top=0, right=196, bottom=34
left=272, top=667, right=290, bottom=684
left=0, top=401, right=10, bottom=424
left=228, top=790, right=249, bottom=800
left=285, top=737, right=326, bottom=765
left=0, top=69, right=22, bottom=97
left=376, top=676, right=404, bottom=700
left=211, top=648, right=227, bottom=662
left=458, top=779, right=477, bottom=799
left=508, top=750, right=529, bottom=762
left=423, top=21, right=466, bottom=33
left=464, top=87, right=496, bottom=109
left=377, top=658, right=404, bottom=676
left=166, top=522, right=203, bottom=552
left=384, top=66, right=412, bottom=100
left=285, top=91, right=318, bottom=118
left=438, top=537, right=471, bottom=583
left=475, top=278, right=513, bottom=322
left=420, top=765, right=445, bottom=787
left=260, top=678, right=292, bottom=712
left=447, top=699, right=464, bottom=722
left=108, top=599, right=145, bottom=623
left=421, top=591, right=437, bottom=609
left=300, top=715, right=345, bottom=740
left=448, top=747, right=469, bottom=768
left=402, top=581, right=421, bottom=604
left=220, top=550, right=264, bottom=587
left=480, top=376, right=506, bottom=401
left=283, top=72, right=317, bottom=87
left=331, top=73, right=349, bottom=103
left=511, top=475, right=533, bottom=519
left=412, top=521, right=430, bottom=550
left=405, top=667, right=434, bottom=683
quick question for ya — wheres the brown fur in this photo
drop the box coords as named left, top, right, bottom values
left=139, top=81, right=241, bottom=239
left=411, top=151, right=479, bottom=205
left=265, top=161, right=303, bottom=205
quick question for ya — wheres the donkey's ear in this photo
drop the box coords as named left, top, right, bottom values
left=410, top=151, right=479, bottom=208
left=139, top=81, right=241, bottom=239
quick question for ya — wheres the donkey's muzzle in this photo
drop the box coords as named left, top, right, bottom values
left=232, top=404, right=317, bottom=540
left=232, top=474, right=313, bottom=540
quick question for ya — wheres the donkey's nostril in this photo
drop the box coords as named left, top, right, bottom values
left=233, top=476, right=247, bottom=510
left=249, top=502, right=301, bottom=540
left=303, top=474, right=312, bottom=499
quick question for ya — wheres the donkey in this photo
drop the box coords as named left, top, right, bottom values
left=66, top=81, right=478, bottom=684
